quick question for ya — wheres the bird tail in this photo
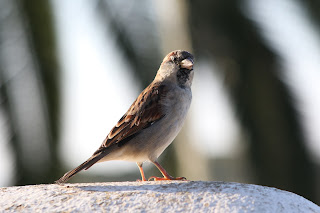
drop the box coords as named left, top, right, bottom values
left=55, top=154, right=105, bottom=184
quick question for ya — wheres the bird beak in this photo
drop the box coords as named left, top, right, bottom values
left=180, top=58, right=194, bottom=70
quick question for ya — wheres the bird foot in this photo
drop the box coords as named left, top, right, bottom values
left=148, top=176, right=187, bottom=181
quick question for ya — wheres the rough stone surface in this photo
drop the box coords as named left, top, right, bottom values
left=0, top=181, right=319, bottom=212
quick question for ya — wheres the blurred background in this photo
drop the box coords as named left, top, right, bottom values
left=0, top=0, right=319, bottom=204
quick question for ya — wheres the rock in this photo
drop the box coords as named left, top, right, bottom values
left=0, top=181, right=319, bottom=212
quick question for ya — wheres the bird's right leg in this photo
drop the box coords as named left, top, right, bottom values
left=148, top=161, right=187, bottom=181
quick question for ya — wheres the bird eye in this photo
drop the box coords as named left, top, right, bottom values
left=170, top=56, right=175, bottom=61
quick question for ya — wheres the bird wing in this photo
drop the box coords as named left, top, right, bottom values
left=93, top=81, right=168, bottom=155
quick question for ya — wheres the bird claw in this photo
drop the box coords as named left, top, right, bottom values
left=148, top=176, right=187, bottom=181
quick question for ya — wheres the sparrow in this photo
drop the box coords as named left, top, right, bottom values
left=55, top=50, right=194, bottom=183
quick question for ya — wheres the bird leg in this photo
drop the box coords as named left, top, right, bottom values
left=148, top=161, right=187, bottom=181
left=136, top=162, right=147, bottom=181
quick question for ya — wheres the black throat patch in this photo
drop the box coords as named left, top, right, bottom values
left=177, top=68, right=191, bottom=88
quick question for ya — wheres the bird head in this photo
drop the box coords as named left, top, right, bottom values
left=155, top=50, right=194, bottom=88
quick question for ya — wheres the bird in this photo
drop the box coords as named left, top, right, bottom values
left=55, top=50, right=194, bottom=183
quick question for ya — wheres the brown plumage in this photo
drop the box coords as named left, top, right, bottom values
left=101, top=83, right=167, bottom=149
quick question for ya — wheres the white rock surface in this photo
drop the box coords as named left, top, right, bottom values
left=0, top=181, right=319, bottom=212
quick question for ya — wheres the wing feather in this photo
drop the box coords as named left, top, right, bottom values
left=93, top=82, right=168, bottom=155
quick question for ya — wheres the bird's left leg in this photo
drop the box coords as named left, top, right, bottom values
left=148, top=161, right=187, bottom=181
left=136, top=162, right=147, bottom=181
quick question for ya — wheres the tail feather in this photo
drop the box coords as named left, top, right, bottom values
left=55, top=154, right=104, bottom=184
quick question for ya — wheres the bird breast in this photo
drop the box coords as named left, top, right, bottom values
left=147, top=85, right=192, bottom=160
